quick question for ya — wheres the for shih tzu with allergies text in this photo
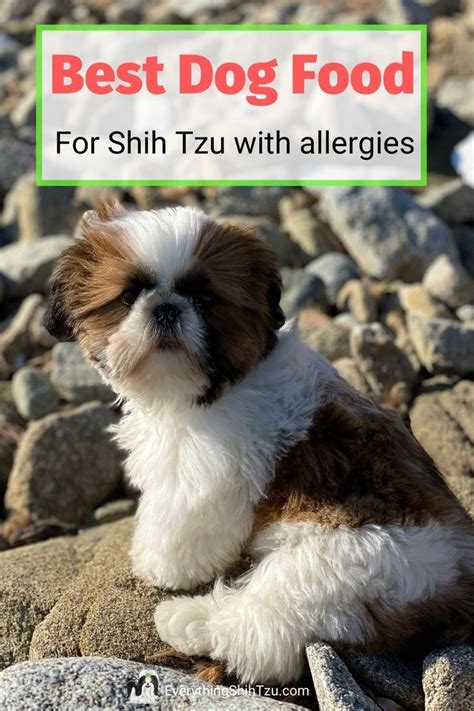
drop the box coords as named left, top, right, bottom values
left=46, top=200, right=474, bottom=685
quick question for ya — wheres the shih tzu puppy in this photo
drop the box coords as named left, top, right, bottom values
left=46, top=200, right=474, bottom=685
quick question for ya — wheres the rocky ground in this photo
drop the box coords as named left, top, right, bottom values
left=1, top=0, right=474, bottom=709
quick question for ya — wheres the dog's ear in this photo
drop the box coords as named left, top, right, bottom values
left=44, top=199, right=125, bottom=341
left=267, top=268, right=285, bottom=330
left=44, top=267, right=75, bottom=341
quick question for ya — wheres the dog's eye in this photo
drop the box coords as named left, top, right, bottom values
left=120, top=284, right=146, bottom=307
left=175, top=272, right=214, bottom=308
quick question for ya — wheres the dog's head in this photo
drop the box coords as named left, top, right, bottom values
left=46, top=201, right=284, bottom=405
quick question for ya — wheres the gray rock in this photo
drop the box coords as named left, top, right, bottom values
left=454, top=225, right=474, bottom=278
left=0, top=294, right=44, bottom=379
left=410, top=381, right=474, bottom=515
left=320, top=187, right=457, bottom=281
left=399, top=284, right=453, bottom=319
left=0, top=137, right=34, bottom=195
left=0, top=32, right=21, bottom=68
left=423, top=254, right=474, bottom=309
left=351, top=323, right=417, bottom=410
left=423, top=646, right=474, bottom=711
left=298, top=311, right=352, bottom=361
left=10, top=87, right=35, bottom=128
left=417, top=179, right=474, bottom=225
left=306, top=252, right=359, bottom=305
left=87, top=498, right=137, bottom=526
left=281, top=273, right=327, bottom=317
left=407, top=314, right=474, bottom=376
left=437, top=76, right=474, bottom=125
left=0, top=236, right=73, bottom=299
left=207, top=186, right=290, bottom=219
left=4, top=402, right=123, bottom=527
left=2, top=172, right=78, bottom=241
left=50, top=342, right=114, bottom=404
left=282, top=207, right=333, bottom=261
left=336, top=280, right=377, bottom=323
left=380, top=0, right=431, bottom=23
left=0, top=656, right=304, bottom=710
left=340, top=648, right=424, bottom=711
left=333, top=357, right=373, bottom=397
left=306, top=642, right=379, bottom=711
left=456, top=304, right=474, bottom=322
left=11, top=367, right=59, bottom=420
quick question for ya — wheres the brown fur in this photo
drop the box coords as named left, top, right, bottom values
left=251, top=387, right=474, bottom=652
left=46, top=205, right=150, bottom=364
left=191, top=221, right=284, bottom=402
left=253, top=391, right=468, bottom=534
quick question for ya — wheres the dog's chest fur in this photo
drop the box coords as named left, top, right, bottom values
left=114, top=329, right=337, bottom=585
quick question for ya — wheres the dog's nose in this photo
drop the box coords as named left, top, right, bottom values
left=153, top=302, right=181, bottom=326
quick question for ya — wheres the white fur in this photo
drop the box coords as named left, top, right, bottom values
left=112, top=206, right=209, bottom=285
left=104, top=206, right=472, bottom=685
left=155, top=520, right=469, bottom=685
left=114, top=324, right=336, bottom=589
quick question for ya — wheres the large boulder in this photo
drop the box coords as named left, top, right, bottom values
left=4, top=403, right=123, bottom=530
left=320, top=187, right=457, bottom=281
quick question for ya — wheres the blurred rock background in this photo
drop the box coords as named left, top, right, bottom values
left=0, top=1, right=473, bottom=709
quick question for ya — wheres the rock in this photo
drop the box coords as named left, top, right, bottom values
left=4, top=403, right=123, bottom=529
left=282, top=207, right=333, bottom=261
left=306, top=642, right=379, bottom=711
left=336, top=280, right=378, bottom=323
left=333, top=358, right=373, bottom=397
left=86, top=498, right=137, bottom=526
left=399, top=284, right=453, bottom=319
left=320, top=187, right=457, bottom=281
left=350, top=323, right=417, bottom=410
left=298, top=310, right=351, bottom=361
left=407, top=314, right=474, bottom=376
left=306, top=252, right=359, bottom=305
left=10, top=87, right=35, bottom=128
left=0, top=31, right=20, bottom=68
left=281, top=273, right=328, bottom=318
left=0, top=235, right=73, bottom=299
left=207, top=186, right=290, bottom=219
left=11, top=367, right=59, bottom=420
left=454, top=226, right=474, bottom=278
left=340, top=648, right=424, bottom=711
left=0, top=137, right=34, bottom=195
left=423, top=646, right=474, bottom=711
left=216, top=214, right=298, bottom=267
left=457, top=304, right=474, bottom=322
left=423, top=254, right=474, bottom=309
left=437, top=76, right=474, bottom=125
left=0, top=294, right=43, bottom=378
left=25, top=518, right=173, bottom=667
left=50, top=342, right=114, bottom=404
left=410, top=381, right=474, bottom=514
left=0, top=656, right=304, bottom=710
left=2, top=172, right=78, bottom=241
left=380, top=0, right=431, bottom=24
left=417, top=179, right=474, bottom=225
left=0, top=523, right=105, bottom=669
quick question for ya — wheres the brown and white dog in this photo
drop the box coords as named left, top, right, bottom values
left=46, top=200, right=474, bottom=685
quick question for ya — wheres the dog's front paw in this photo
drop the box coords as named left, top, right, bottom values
left=154, top=594, right=217, bottom=656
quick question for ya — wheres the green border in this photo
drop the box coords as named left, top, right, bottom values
left=36, top=24, right=428, bottom=187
